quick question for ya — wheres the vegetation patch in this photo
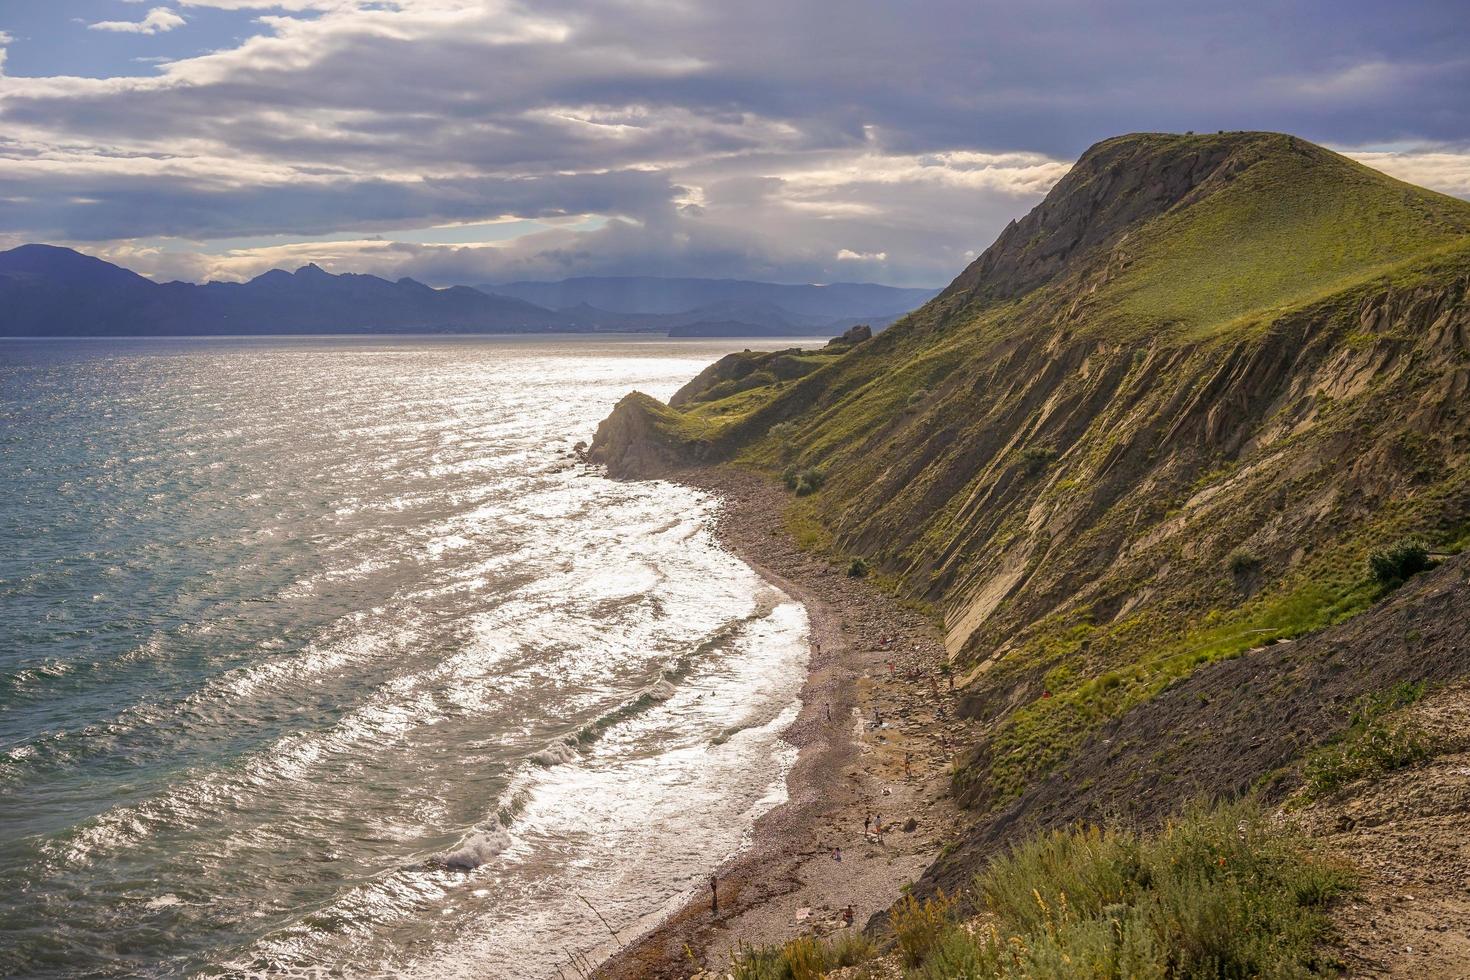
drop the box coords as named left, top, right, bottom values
left=782, top=497, right=833, bottom=552
left=1303, top=681, right=1433, bottom=797
left=782, top=465, right=827, bottom=496
left=981, top=568, right=1387, bottom=802
left=902, top=801, right=1350, bottom=979
left=1367, top=538, right=1435, bottom=587
left=726, top=803, right=1348, bottom=980
left=1018, top=445, right=1058, bottom=473
left=1226, top=547, right=1262, bottom=576
left=728, top=931, right=875, bottom=980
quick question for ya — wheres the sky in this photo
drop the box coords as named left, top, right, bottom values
left=0, top=1, right=1467, bottom=288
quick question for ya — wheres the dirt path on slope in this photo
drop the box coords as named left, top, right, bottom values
left=1298, top=683, right=1470, bottom=977
left=595, top=466, right=970, bottom=979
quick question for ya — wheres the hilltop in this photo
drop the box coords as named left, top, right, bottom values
left=589, top=131, right=1470, bottom=975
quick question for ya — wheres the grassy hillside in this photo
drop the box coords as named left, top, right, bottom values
left=1095, top=134, right=1470, bottom=337
left=589, top=130, right=1470, bottom=819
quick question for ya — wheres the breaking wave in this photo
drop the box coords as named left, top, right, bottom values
left=436, top=825, right=514, bottom=871
left=530, top=740, right=581, bottom=767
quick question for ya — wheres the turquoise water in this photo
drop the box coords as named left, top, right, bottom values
left=0, top=336, right=810, bottom=978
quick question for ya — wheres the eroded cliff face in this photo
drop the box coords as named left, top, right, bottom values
left=840, top=271, right=1470, bottom=667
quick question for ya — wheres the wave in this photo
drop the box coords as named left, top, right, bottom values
left=434, top=825, right=513, bottom=871
left=530, top=740, right=580, bottom=767
left=563, top=597, right=786, bottom=754
left=709, top=718, right=762, bottom=747
left=568, top=673, right=677, bottom=749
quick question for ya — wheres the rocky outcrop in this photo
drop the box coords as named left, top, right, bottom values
left=586, top=392, right=710, bottom=478
left=826, top=323, right=872, bottom=347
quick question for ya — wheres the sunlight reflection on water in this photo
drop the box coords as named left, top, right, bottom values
left=0, top=335, right=815, bottom=979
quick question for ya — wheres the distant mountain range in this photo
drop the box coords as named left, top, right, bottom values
left=0, top=245, right=938, bottom=338
left=486, top=274, right=938, bottom=320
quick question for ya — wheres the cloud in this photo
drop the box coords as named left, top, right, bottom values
left=90, top=7, right=187, bottom=34
left=0, top=0, right=1466, bottom=288
left=1343, top=145, right=1470, bottom=197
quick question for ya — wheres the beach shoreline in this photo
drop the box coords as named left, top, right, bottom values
left=595, top=465, right=966, bottom=979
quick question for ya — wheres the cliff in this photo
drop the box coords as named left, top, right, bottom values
left=588, top=130, right=1470, bottom=954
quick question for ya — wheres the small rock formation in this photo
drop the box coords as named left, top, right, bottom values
left=586, top=392, right=708, bottom=478
left=826, top=323, right=872, bottom=347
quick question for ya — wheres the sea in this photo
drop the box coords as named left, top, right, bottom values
left=0, top=335, right=812, bottom=978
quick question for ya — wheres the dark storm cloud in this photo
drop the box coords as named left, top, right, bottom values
left=0, top=0, right=1466, bottom=285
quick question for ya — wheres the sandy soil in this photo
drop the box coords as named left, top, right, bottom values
left=594, top=466, right=970, bottom=979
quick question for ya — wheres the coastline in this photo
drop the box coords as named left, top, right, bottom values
left=596, top=465, right=968, bottom=979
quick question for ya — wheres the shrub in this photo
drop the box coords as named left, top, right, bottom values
left=890, top=892, right=955, bottom=967
left=1368, top=539, right=1433, bottom=586
left=768, top=422, right=799, bottom=462
left=783, top=466, right=825, bottom=496
left=728, top=931, right=875, bottom=980
left=1226, top=547, right=1262, bottom=575
left=1303, top=681, right=1430, bottom=797
left=905, top=388, right=930, bottom=412
left=847, top=557, right=870, bottom=578
left=905, top=800, right=1349, bottom=978
left=825, top=931, right=875, bottom=967
left=1019, top=445, right=1057, bottom=473
left=1305, top=722, right=1432, bottom=796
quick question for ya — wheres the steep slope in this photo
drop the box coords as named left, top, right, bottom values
left=590, top=131, right=1470, bottom=817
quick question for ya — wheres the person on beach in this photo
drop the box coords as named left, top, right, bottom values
left=843, top=905, right=855, bottom=927
left=832, top=846, right=842, bottom=862
left=825, top=704, right=832, bottom=723
left=904, top=751, right=912, bottom=780
left=864, top=814, right=871, bottom=836
left=948, top=671, right=955, bottom=692
left=873, top=706, right=882, bottom=728
left=874, top=815, right=883, bottom=842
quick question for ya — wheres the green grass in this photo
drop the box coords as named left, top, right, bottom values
left=783, top=496, right=834, bottom=552
left=901, top=800, right=1350, bottom=979
left=1099, top=135, right=1470, bottom=338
